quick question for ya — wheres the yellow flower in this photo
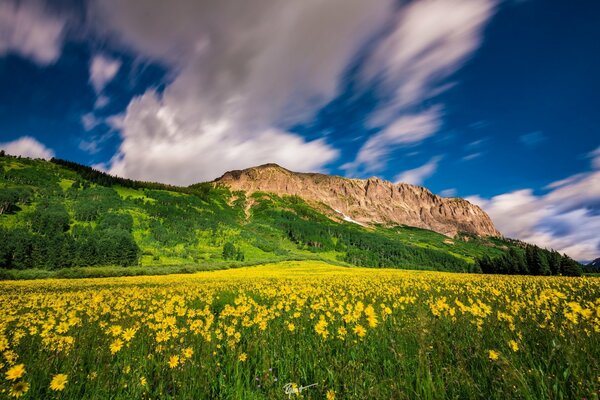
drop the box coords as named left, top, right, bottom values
left=50, top=373, right=68, bottom=391
left=238, top=352, right=248, bottom=362
left=183, top=347, right=194, bottom=359
left=353, top=324, right=366, bottom=338
left=168, top=355, right=179, bottom=368
left=326, top=389, right=336, bottom=400
left=287, top=322, right=296, bottom=332
left=9, top=381, right=29, bottom=398
left=5, top=364, right=25, bottom=381
left=122, top=328, right=136, bottom=342
left=3, top=350, right=17, bottom=364
left=508, top=340, right=519, bottom=352
left=109, top=325, right=123, bottom=337
left=314, top=318, right=329, bottom=339
left=140, top=376, right=147, bottom=386
left=488, top=350, right=499, bottom=361
left=110, top=339, right=123, bottom=354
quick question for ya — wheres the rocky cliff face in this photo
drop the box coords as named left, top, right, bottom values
left=214, top=164, right=501, bottom=237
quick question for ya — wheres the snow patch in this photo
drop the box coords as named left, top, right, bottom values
left=334, top=209, right=365, bottom=226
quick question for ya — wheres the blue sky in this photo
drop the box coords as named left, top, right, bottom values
left=0, top=0, right=598, bottom=261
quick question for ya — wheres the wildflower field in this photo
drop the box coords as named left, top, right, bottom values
left=1, top=261, right=599, bottom=399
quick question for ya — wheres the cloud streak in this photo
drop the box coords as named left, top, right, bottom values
left=589, top=145, right=600, bottom=169
left=519, top=131, right=546, bottom=147
left=0, top=1, right=66, bottom=65
left=346, top=0, right=497, bottom=175
left=344, top=106, right=442, bottom=174
left=394, top=156, right=442, bottom=185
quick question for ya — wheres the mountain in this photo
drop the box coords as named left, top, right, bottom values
left=586, top=258, right=600, bottom=271
left=0, top=154, right=582, bottom=277
left=215, top=163, right=500, bottom=237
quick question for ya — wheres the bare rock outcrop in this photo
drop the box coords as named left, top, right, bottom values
left=213, top=163, right=501, bottom=237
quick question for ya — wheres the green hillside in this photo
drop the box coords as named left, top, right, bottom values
left=0, top=154, right=581, bottom=278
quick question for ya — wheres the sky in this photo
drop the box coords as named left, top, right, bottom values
left=0, top=0, right=598, bottom=261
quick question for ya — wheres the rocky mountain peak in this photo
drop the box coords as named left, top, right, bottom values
left=214, top=164, right=501, bottom=238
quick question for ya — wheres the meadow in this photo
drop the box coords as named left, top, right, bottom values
left=0, top=261, right=599, bottom=399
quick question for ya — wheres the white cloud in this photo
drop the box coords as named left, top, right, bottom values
left=468, top=153, right=600, bottom=261
left=79, top=130, right=116, bottom=155
left=440, top=188, right=457, bottom=197
left=79, top=112, right=123, bottom=154
left=108, top=91, right=339, bottom=184
left=462, top=152, right=482, bottom=161
left=78, top=139, right=100, bottom=155
left=588, top=145, right=600, bottom=169
left=94, top=95, right=110, bottom=109
left=0, top=1, right=66, bottom=65
left=105, top=114, right=125, bottom=131
left=344, top=107, right=442, bottom=173
left=81, top=112, right=100, bottom=131
left=89, top=54, right=121, bottom=93
left=466, top=137, right=488, bottom=148
left=85, top=0, right=394, bottom=184
left=0, top=136, right=54, bottom=159
left=394, top=156, right=442, bottom=186
left=346, top=0, right=497, bottom=173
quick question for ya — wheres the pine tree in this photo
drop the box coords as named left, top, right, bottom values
left=531, top=247, right=551, bottom=275
left=222, top=242, right=236, bottom=260
left=548, top=250, right=562, bottom=275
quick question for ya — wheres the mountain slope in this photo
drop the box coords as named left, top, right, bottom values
left=586, top=258, right=600, bottom=272
left=215, top=163, right=500, bottom=237
left=0, top=154, right=581, bottom=277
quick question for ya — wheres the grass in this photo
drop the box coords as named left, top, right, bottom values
left=0, top=261, right=598, bottom=399
left=113, top=185, right=154, bottom=201
left=0, top=256, right=350, bottom=280
left=58, top=179, right=75, bottom=191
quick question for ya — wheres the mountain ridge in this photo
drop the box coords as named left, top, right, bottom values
left=214, top=163, right=501, bottom=238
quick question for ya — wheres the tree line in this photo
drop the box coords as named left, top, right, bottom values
left=0, top=202, right=139, bottom=269
left=476, top=245, right=582, bottom=276
left=50, top=157, right=223, bottom=202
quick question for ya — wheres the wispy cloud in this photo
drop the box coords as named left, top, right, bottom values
left=462, top=152, right=482, bottom=161
left=94, top=95, right=110, bottom=109
left=343, top=106, right=442, bottom=173
left=81, top=112, right=100, bottom=131
left=394, top=156, right=443, bottom=186
left=345, top=0, right=497, bottom=175
left=466, top=137, right=488, bottom=148
left=0, top=1, right=66, bottom=65
left=79, top=130, right=116, bottom=155
left=519, top=131, right=546, bottom=147
left=440, top=188, right=457, bottom=197
left=588, top=145, right=600, bottom=169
